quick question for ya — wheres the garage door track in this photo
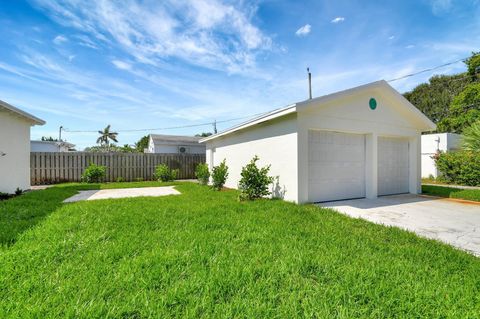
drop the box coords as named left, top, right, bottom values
left=320, top=194, right=480, bottom=256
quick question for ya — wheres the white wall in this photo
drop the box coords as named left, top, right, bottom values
left=0, top=111, right=31, bottom=193
left=154, top=143, right=205, bottom=154
left=297, top=88, right=422, bottom=203
left=31, top=141, right=63, bottom=152
left=206, top=114, right=298, bottom=202
left=421, top=133, right=462, bottom=178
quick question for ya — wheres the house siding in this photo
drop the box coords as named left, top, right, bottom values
left=206, top=114, right=298, bottom=202
left=0, top=111, right=31, bottom=193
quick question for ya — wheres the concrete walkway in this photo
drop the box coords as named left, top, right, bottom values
left=320, top=194, right=480, bottom=256
left=64, top=186, right=180, bottom=203
left=423, top=183, right=480, bottom=190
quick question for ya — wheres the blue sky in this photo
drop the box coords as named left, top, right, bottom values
left=0, top=0, right=479, bottom=149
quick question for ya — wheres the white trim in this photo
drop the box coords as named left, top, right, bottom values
left=0, top=99, right=45, bottom=125
left=200, top=80, right=435, bottom=143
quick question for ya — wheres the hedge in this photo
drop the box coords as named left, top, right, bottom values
left=435, top=151, right=480, bottom=186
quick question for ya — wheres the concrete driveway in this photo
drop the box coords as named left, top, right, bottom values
left=320, top=194, right=480, bottom=256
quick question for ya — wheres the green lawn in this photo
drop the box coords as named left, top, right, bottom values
left=422, top=184, right=480, bottom=202
left=1, top=182, right=480, bottom=318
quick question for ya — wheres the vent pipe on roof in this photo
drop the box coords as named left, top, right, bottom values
left=307, top=67, right=312, bottom=99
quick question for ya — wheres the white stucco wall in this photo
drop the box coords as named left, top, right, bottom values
left=421, top=133, right=462, bottom=178
left=296, top=88, right=423, bottom=203
left=30, top=141, right=67, bottom=152
left=0, top=111, right=31, bottom=193
left=147, top=136, right=205, bottom=154
left=205, top=114, right=298, bottom=202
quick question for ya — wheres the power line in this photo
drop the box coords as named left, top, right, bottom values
left=387, top=56, right=471, bottom=82
left=63, top=111, right=268, bottom=134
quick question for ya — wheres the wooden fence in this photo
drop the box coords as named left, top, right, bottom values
left=30, top=152, right=205, bottom=185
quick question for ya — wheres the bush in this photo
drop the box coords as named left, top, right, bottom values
left=195, top=163, right=210, bottom=185
left=81, top=163, right=106, bottom=183
left=14, top=188, right=23, bottom=196
left=116, top=177, right=125, bottom=183
left=238, top=156, right=274, bottom=201
left=153, top=164, right=178, bottom=182
left=211, top=159, right=228, bottom=190
left=435, top=151, right=480, bottom=186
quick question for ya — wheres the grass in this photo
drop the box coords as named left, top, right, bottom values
left=1, top=182, right=480, bottom=318
left=422, top=184, right=480, bottom=202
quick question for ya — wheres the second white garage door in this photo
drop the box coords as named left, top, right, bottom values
left=308, top=130, right=366, bottom=202
left=378, top=137, right=409, bottom=196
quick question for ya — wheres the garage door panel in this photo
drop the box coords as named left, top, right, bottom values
left=308, top=130, right=366, bottom=202
left=378, top=137, right=409, bottom=196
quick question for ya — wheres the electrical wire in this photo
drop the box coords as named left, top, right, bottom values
left=387, top=57, right=471, bottom=82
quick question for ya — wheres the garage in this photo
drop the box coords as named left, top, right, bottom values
left=201, top=80, right=436, bottom=203
left=378, top=137, right=409, bottom=196
left=308, top=130, right=365, bottom=202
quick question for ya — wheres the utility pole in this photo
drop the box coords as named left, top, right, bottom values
left=59, top=126, right=63, bottom=141
left=213, top=120, right=217, bottom=134
left=307, top=67, right=312, bottom=99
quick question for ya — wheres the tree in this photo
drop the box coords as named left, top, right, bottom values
left=96, top=125, right=118, bottom=147
left=195, top=132, right=213, bottom=137
left=403, top=73, right=471, bottom=124
left=465, top=52, right=480, bottom=80
left=462, top=120, right=480, bottom=151
left=135, top=135, right=149, bottom=152
left=436, top=83, right=480, bottom=133
left=41, top=136, right=58, bottom=142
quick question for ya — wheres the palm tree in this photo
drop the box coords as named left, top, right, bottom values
left=462, top=120, right=480, bottom=151
left=97, top=125, right=118, bottom=148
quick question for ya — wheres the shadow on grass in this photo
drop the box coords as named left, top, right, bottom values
left=0, top=184, right=100, bottom=247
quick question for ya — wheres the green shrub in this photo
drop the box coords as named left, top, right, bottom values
left=435, top=151, right=480, bottom=186
left=211, top=159, right=228, bottom=190
left=14, top=188, right=23, bottom=196
left=153, top=164, right=178, bottom=182
left=195, top=163, right=210, bottom=185
left=238, top=156, right=274, bottom=201
left=81, top=163, right=106, bottom=183
left=116, top=177, right=125, bottom=183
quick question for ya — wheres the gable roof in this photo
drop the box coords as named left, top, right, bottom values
left=31, top=140, right=76, bottom=148
left=150, top=134, right=202, bottom=145
left=0, top=99, right=45, bottom=125
left=200, top=80, right=436, bottom=143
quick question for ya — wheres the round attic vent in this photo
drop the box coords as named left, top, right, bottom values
left=369, top=98, right=377, bottom=110
left=179, top=146, right=187, bottom=153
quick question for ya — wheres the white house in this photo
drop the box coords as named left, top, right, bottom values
left=146, top=134, right=205, bottom=154
left=421, top=133, right=462, bottom=178
left=31, top=140, right=75, bottom=152
left=200, top=80, right=436, bottom=204
left=0, top=100, right=45, bottom=193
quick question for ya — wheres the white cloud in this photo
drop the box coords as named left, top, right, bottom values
left=331, top=17, right=345, bottom=23
left=53, top=35, right=68, bottom=45
left=33, top=0, right=272, bottom=74
left=68, top=55, right=75, bottom=62
left=388, top=35, right=395, bottom=40
left=405, top=44, right=415, bottom=49
left=295, top=24, right=311, bottom=37
left=112, top=60, right=132, bottom=70
left=429, top=0, right=452, bottom=15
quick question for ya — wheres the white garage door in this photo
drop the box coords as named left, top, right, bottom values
left=378, top=137, right=409, bottom=196
left=308, top=130, right=366, bottom=202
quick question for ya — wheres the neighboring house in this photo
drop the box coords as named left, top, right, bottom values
left=0, top=99, right=45, bottom=193
left=146, top=134, right=205, bottom=154
left=31, top=140, right=76, bottom=152
left=421, top=133, right=462, bottom=178
left=200, top=80, right=436, bottom=204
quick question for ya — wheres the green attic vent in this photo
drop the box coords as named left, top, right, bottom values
left=369, top=98, right=377, bottom=110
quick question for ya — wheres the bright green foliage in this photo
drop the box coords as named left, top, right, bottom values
left=1, top=182, right=480, bottom=317
left=465, top=52, right=480, bottom=79
left=135, top=135, right=149, bottom=152
left=211, top=159, right=228, bottom=190
left=195, top=163, right=210, bottom=185
left=462, top=120, right=480, bottom=151
left=238, top=156, right=274, bottom=201
left=81, top=163, right=106, bottom=183
left=422, top=185, right=480, bottom=202
left=154, top=164, right=178, bottom=182
left=437, top=83, right=480, bottom=133
left=403, top=74, right=471, bottom=124
left=435, top=151, right=480, bottom=186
